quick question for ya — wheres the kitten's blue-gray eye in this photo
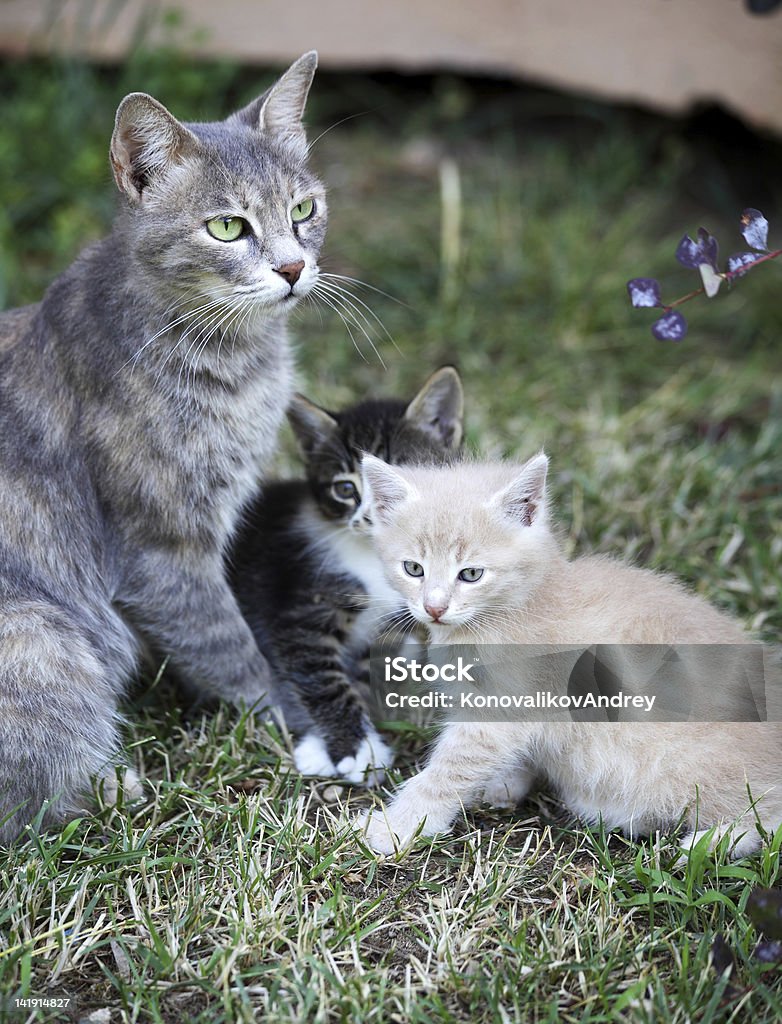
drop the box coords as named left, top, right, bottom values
left=331, top=479, right=358, bottom=502
left=403, top=561, right=424, bottom=578
left=458, top=567, right=484, bottom=583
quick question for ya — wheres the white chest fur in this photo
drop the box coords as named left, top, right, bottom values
left=328, top=529, right=398, bottom=602
left=298, top=507, right=401, bottom=647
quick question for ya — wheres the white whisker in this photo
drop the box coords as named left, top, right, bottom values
left=114, top=289, right=236, bottom=379
left=319, top=271, right=406, bottom=307
left=306, top=110, right=370, bottom=153
left=155, top=298, right=233, bottom=388
left=181, top=297, right=251, bottom=398
left=318, top=277, right=399, bottom=342
left=310, top=289, right=372, bottom=365
left=311, top=282, right=387, bottom=368
left=175, top=300, right=236, bottom=396
left=315, top=283, right=399, bottom=361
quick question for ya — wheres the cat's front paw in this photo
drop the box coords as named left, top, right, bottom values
left=293, top=734, right=338, bottom=777
left=355, top=808, right=415, bottom=855
left=356, top=798, right=445, bottom=855
left=336, top=729, right=394, bottom=787
left=98, top=766, right=146, bottom=807
left=677, top=823, right=761, bottom=864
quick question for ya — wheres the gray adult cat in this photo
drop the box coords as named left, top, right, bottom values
left=0, top=52, right=325, bottom=844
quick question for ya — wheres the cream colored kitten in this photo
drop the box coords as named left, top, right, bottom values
left=355, top=453, right=782, bottom=858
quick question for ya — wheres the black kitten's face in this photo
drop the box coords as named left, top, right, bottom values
left=287, top=367, right=465, bottom=530
left=306, top=400, right=452, bottom=524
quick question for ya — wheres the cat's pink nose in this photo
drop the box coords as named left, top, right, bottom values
left=275, top=260, right=305, bottom=286
left=424, top=602, right=448, bottom=622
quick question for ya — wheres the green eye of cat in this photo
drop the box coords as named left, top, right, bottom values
left=291, top=198, right=315, bottom=224
left=332, top=479, right=358, bottom=502
left=206, top=216, right=246, bottom=242
left=403, top=561, right=425, bottom=578
left=458, top=567, right=484, bottom=583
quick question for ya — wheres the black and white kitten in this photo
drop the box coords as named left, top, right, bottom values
left=229, top=367, right=464, bottom=785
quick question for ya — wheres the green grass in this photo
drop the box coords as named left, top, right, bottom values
left=0, top=39, right=781, bottom=1024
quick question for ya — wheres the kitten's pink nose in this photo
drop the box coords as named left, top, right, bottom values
left=275, top=260, right=305, bottom=287
left=424, top=602, right=448, bottom=622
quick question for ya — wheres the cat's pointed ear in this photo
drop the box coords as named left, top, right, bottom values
left=360, top=454, right=418, bottom=523
left=111, top=93, right=200, bottom=202
left=405, top=366, right=465, bottom=450
left=488, top=454, right=549, bottom=527
left=233, top=51, right=317, bottom=153
left=287, top=394, right=338, bottom=457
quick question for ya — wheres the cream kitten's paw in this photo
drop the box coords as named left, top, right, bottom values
left=482, top=770, right=533, bottom=809
left=356, top=799, right=449, bottom=855
left=355, top=808, right=413, bottom=855
left=678, top=824, right=761, bottom=863
left=100, top=766, right=146, bottom=806
left=336, top=729, right=394, bottom=787
left=293, top=734, right=338, bottom=777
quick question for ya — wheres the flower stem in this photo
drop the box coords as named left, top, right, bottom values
left=662, top=248, right=781, bottom=311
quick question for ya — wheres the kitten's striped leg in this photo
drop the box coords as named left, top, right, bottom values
left=276, top=620, right=392, bottom=785
left=337, top=642, right=394, bottom=786
left=332, top=729, right=394, bottom=788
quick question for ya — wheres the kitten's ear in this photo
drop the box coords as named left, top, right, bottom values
left=287, top=394, right=338, bottom=457
left=488, top=454, right=549, bottom=527
left=232, top=51, right=317, bottom=153
left=404, top=366, right=465, bottom=450
left=360, top=454, right=418, bottom=523
left=111, top=93, right=200, bottom=202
